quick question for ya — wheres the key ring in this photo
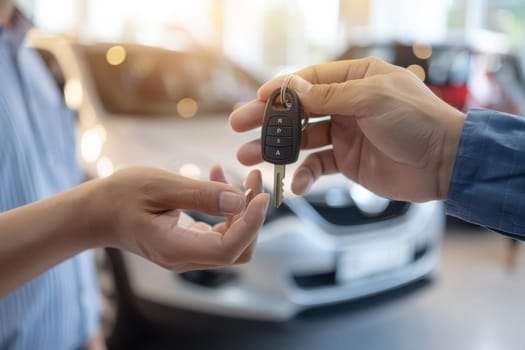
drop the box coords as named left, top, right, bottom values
left=280, top=75, right=294, bottom=109
left=281, top=75, right=310, bottom=131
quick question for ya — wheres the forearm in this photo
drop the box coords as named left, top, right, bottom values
left=0, top=166, right=268, bottom=298
left=0, top=180, right=98, bottom=297
left=446, top=109, right=525, bottom=237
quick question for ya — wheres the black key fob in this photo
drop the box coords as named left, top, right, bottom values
left=261, top=88, right=302, bottom=165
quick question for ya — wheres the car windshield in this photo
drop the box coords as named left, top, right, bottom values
left=81, top=44, right=259, bottom=116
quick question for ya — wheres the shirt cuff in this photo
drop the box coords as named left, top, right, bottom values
left=446, top=108, right=525, bottom=238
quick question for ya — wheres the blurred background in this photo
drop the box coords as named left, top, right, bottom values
left=19, top=0, right=525, bottom=76
left=16, top=0, right=525, bottom=349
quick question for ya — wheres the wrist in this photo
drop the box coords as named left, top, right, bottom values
left=438, top=108, right=466, bottom=199
left=66, top=178, right=112, bottom=249
left=0, top=177, right=108, bottom=296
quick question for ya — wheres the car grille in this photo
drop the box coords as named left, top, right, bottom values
left=308, top=200, right=410, bottom=226
left=292, top=244, right=429, bottom=290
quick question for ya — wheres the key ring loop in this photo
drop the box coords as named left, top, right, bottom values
left=281, top=75, right=310, bottom=131
left=280, top=75, right=294, bottom=109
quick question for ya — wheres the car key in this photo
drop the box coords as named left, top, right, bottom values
left=261, top=87, right=302, bottom=208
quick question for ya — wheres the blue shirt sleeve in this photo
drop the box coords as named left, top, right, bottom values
left=446, top=108, right=525, bottom=239
left=0, top=13, right=100, bottom=348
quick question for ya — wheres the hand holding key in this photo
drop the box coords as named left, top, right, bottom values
left=230, top=57, right=466, bottom=202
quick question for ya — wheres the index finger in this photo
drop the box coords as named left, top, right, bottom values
left=229, top=99, right=266, bottom=132
left=258, top=57, right=390, bottom=100
left=229, top=58, right=394, bottom=132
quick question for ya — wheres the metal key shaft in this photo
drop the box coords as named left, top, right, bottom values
left=273, top=164, right=285, bottom=208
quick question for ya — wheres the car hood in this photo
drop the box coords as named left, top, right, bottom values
left=87, top=113, right=359, bottom=197
left=88, top=114, right=247, bottom=181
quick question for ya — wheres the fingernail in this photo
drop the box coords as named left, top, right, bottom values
left=244, top=189, right=254, bottom=203
left=291, top=75, right=313, bottom=94
left=219, top=191, right=244, bottom=214
left=293, top=170, right=313, bottom=194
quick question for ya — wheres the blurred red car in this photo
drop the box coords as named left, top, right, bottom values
left=336, top=43, right=525, bottom=115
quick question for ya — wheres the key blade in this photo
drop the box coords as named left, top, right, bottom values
left=273, top=164, right=285, bottom=208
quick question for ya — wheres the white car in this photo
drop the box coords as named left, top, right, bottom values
left=29, top=32, right=444, bottom=344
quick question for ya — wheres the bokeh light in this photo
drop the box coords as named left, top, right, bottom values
left=412, top=43, right=433, bottom=59
left=407, top=64, right=426, bottom=81
left=106, top=45, right=127, bottom=66
left=96, top=156, right=114, bottom=177
left=177, top=97, right=198, bottom=118
left=64, top=78, right=83, bottom=109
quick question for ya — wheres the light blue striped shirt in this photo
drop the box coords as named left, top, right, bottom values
left=0, top=11, right=100, bottom=350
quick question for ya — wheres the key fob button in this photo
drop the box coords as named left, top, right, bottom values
left=268, top=116, right=292, bottom=126
left=267, top=126, right=292, bottom=136
left=265, top=146, right=292, bottom=160
left=266, top=136, right=292, bottom=147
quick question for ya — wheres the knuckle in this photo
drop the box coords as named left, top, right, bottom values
left=366, top=56, right=383, bottom=66
left=191, top=188, right=214, bottom=211
left=317, top=83, right=339, bottom=108
left=192, top=188, right=206, bottom=204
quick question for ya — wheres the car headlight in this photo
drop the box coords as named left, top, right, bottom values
left=348, top=184, right=390, bottom=216
left=302, top=182, right=410, bottom=227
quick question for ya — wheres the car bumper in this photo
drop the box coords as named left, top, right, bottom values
left=123, top=201, right=444, bottom=321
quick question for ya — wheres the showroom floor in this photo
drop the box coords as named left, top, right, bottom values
left=143, top=219, right=525, bottom=350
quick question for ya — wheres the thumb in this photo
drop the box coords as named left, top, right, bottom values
left=290, top=75, right=360, bottom=116
left=160, top=175, right=246, bottom=216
